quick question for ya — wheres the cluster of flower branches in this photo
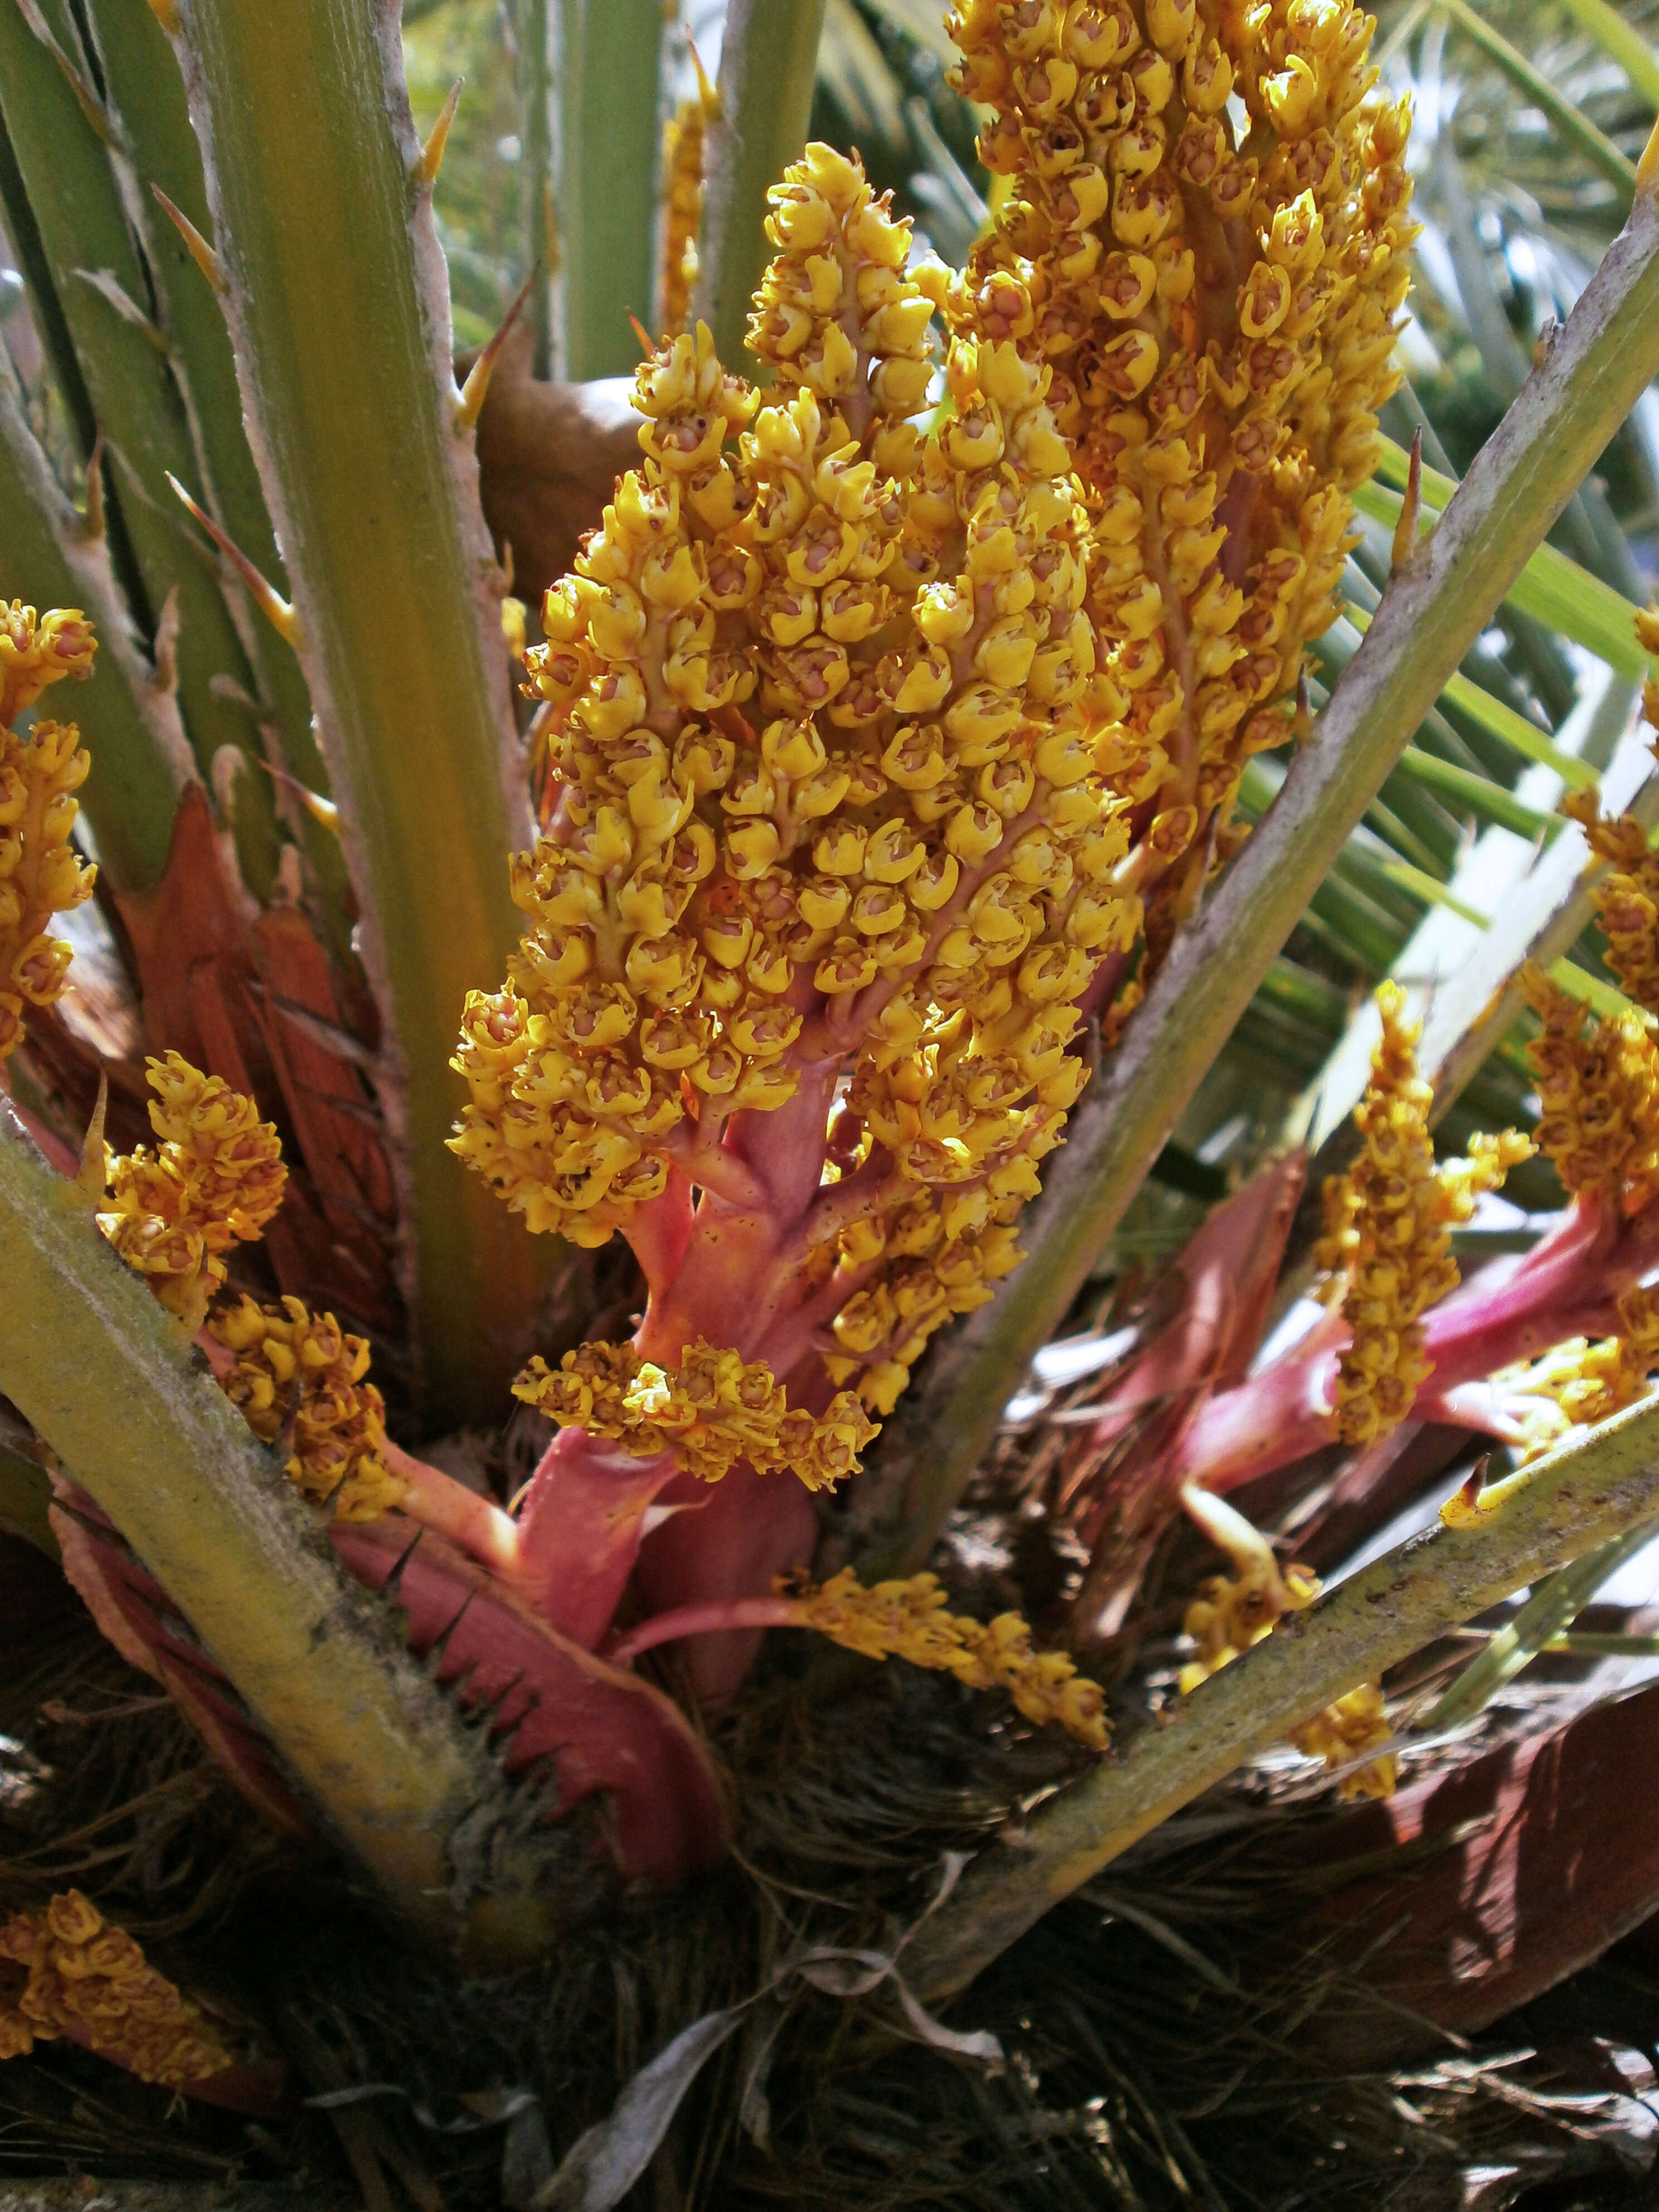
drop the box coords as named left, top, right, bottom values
left=6, top=0, right=1433, bottom=1850
left=433, top=0, right=1422, bottom=1725
left=17, top=0, right=1659, bottom=1912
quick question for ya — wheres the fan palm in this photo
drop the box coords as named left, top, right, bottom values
left=7, top=1, right=1659, bottom=2204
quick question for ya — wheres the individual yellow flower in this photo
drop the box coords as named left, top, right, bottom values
left=0, top=599, right=96, bottom=725
left=1289, top=1682, right=1397, bottom=1799
left=788, top=1566, right=1109, bottom=1748
left=1180, top=1559, right=1320, bottom=1691
left=98, top=1052, right=288, bottom=1330
left=0, top=606, right=99, bottom=1062
left=211, top=1294, right=405, bottom=1521
left=1177, top=1483, right=1318, bottom=1691
left=1317, top=983, right=1531, bottom=1445
left=0, top=1890, right=229, bottom=2084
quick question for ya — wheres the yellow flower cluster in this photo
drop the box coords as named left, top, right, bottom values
left=0, top=604, right=98, bottom=1062
left=1520, top=965, right=1659, bottom=1217
left=1563, top=789, right=1659, bottom=1017
left=98, top=1051, right=288, bottom=1330
left=455, top=143, right=1142, bottom=1427
left=788, top=1566, right=1109, bottom=1748
left=211, top=1293, right=405, bottom=1521
left=514, top=1336, right=879, bottom=1491
left=0, top=599, right=97, bottom=726
left=1546, top=608, right=1659, bottom=1011
left=450, top=315, right=758, bottom=1246
left=659, top=53, right=720, bottom=338
left=811, top=315, right=1141, bottom=1414
left=947, top=0, right=1415, bottom=952
left=1289, top=1681, right=1396, bottom=1799
left=0, top=1890, right=229, bottom=2084
left=94, top=1055, right=400, bottom=1520
left=1317, top=984, right=1531, bottom=1446
left=747, top=140, right=934, bottom=450
left=1179, top=1554, right=1318, bottom=1692
left=1516, top=1283, right=1659, bottom=1463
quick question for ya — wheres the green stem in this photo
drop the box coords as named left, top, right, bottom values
left=0, top=345, right=187, bottom=891
left=854, top=181, right=1659, bottom=1578
left=693, top=0, right=827, bottom=368
left=166, top=0, right=557, bottom=1423
left=0, top=1099, right=528, bottom=1951
left=904, top=1391, right=1659, bottom=2002
left=1547, top=1629, right=1659, bottom=1654
left=555, top=0, right=662, bottom=376
left=523, top=0, right=554, bottom=381
left=1422, top=1513, right=1659, bottom=1730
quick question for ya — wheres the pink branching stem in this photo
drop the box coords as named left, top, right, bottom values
left=512, top=1427, right=685, bottom=1648
left=1075, top=944, right=1131, bottom=1025
left=660, top=1128, right=769, bottom=1212
left=1176, top=1194, right=1639, bottom=1496
left=623, top=1170, right=697, bottom=1302
left=757, top=1253, right=886, bottom=1387
left=638, top=1060, right=843, bottom=1364
left=380, top=1442, right=525, bottom=1582
left=607, top=1595, right=803, bottom=1665
left=804, top=1154, right=909, bottom=1246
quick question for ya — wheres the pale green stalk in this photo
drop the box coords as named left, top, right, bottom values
left=0, top=1433, right=54, bottom=1556
left=555, top=0, right=662, bottom=376
left=0, top=1099, right=546, bottom=1957
left=0, top=0, right=284, bottom=896
left=904, top=1393, right=1659, bottom=2001
left=1423, top=1514, right=1659, bottom=1730
left=523, top=0, right=554, bottom=380
left=164, top=0, right=556, bottom=1422
left=853, top=179, right=1659, bottom=1576
left=694, top=0, right=828, bottom=368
